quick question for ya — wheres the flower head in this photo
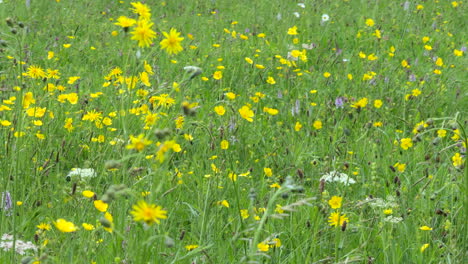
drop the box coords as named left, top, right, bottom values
left=328, top=196, right=342, bottom=209
left=328, top=212, right=349, bottom=227
left=54, top=219, right=78, bottom=233
left=160, top=28, right=184, bottom=55
left=131, top=19, right=156, bottom=48
left=130, top=200, right=168, bottom=225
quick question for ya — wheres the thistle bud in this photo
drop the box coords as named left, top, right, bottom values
left=105, top=160, right=121, bottom=170
left=5, top=17, right=14, bottom=27
left=18, top=22, right=25, bottom=28
left=11, top=28, right=17, bottom=34
left=99, top=217, right=112, bottom=228
left=165, top=236, right=175, bottom=248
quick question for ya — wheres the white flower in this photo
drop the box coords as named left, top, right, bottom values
left=66, top=168, right=97, bottom=180
left=0, top=234, right=37, bottom=255
left=293, top=12, right=300, bottom=18
left=320, top=171, right=356, bottom=185
left=321, top=14, right=330, bottom=22
left=297, top=3, right=306, bottom=8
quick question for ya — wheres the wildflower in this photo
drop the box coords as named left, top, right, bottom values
left=82, top=110, right=102, bottom=122
left=328, top=212, right=349, bottom=227
left=295, top=121, right=302, bottom=131
left=36, top=223, right=51, bottom=231
left=240, top=209, right=249, bottom=219
left=25, top=65, right=46, bottom=79
left=0, top=234, right=38, bottom=255
left=131, top=19, right=157, bottom=48
left=54, top=219, right=78, bottom=233
left=420, top=243, right=429, bottom=253
left=239, top=106, right=254, bottom=122
left=328, top=196, right=342, bottom=209
left=130, top=1, right=151, bottom=20
left=213, top=71, right=223, bottom=80
left=264, top=167, right=273, bottom=177
left=214, top=105, right=226, bottom=116
left=257, top=242, right=269, bottom=252
left=102, top=212, right=114, bottom=233
left=22, top=92, right=35, bottom=108
left=82, top=190, right=95, bottom=198
left=452, top=153, right=463, bottom=168
left=419, top=226, right=432, bottom=231
left=126, top=134, right=152, bottom=152
left=66, top=168, right=97, bottom=180
left=94, top=200, right=109, bottom=212
left=313, top=120, right=322, bottom=130
left=263, top=107, right=279, bottom=115
left=26, top=107, right=46, bottom=118
left=323, top=72, right=331, bottom=78
left=185, top=244, right=199, bottom=251
left=82, top=223, right=95, bottom=231
left=351, top=98, right=368, bottom=109
left=114, top=16, right=136, bottom=29
left=320, top=171, right=356, bottom=185
left=287, top=26, right=298, bottom=35
left=400, top=138, right=413, bottom=150
left=266, top=76, right=276, bottom=84
left=393, top=162, right=406, bottom=172
left=130, top=200, right=167, bottom=225
left=453, top=49, right=463, bottom=56
left=321, top=14, right=329, bottom=22
left=374, top=99, right=383, bottom=108
left=383, top=209, right=393, bottom=215
left=437, top=129, right=446, bottom=138
left=220, top=140, right=229, bottom=150
left=217, top=200, right=230, bottom=208
left=63, top=118, right=74, bottom=132
left=160, top=28, right=184, bottom=55
left=365, top=18, right=375, bottom=27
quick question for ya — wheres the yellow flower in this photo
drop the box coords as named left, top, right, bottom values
left=351, top=98, right=368, bottom=109
left=263, top=107, right=279, bottom=115
left=54, top=219, right=78, bottom=233
left=131, top=19, right=157, bottom=48
left=94, top=200, right=109, bottom=212
left=160, top=28, right=184, bottom=55
left=264, top=167, right=273, bottom=177
left=323, top=72, right=331, bottom=78
left=452, top=153, right=463, bottom=167
left=126, top=134, right=153, bottom=152
left=419, top=226, right=432, bottom=231
left=217, top=200, right=230, bottom=208
left=240, top=209, right=250, bottom=219
left=130, top=200, right=168, bottom=225
left=295, top=121, right=302, bottom=131
left=185, top=244, right=199, bottom=251
left=437, top=129, right=446, bottom=138
left=313, top=120, right=322, bottom=130
left=365, top=18, right=375, bottom=27
left=130, top=2, right=151, bottom=20
left=82, top=223, right=95, bottom=231
left=239, top=106, right=254, bottom=122
left=82, top=190, right=95, bottom=198
left=214, top=105, right=226, bottom=116
left=26, top=107, right=47, bottom=118
left=374, top=99, right=383, bottom=108
left=245, top=57, right=253, bottom=64
left=257, top=242, right=269, bottom=252
left=400, top=138, right=413, bottom=150
left=420, top=243, right=429, bottom=253
left=37, top=223, right=51, bottom=231
left=266, top=76, right=276, bottom=84
left=328, top=196, right=342, bottom=209
left=287, top=25, right=298, bottom=35
left=328, top=212, right=349, bottom=227
left=114, top=16, right=136, bottom=28
left=393, top=162, right=406, bottom=172
left=220, top=140, right=229, bottom=150
left=383, top=209, right=393, bottom=215
left=213, top=71, right=223, bottom=80
left=225, top=92, right=237, bottom=100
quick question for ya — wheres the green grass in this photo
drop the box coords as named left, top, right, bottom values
left=0, top=0, right=467, bottom=263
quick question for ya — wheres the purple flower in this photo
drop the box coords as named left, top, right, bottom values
left=335, top=97, right=345, bottom=108
left=1, top=191, right=12, bottom=216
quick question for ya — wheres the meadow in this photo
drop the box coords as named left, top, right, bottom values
left=0, top=0, right=467, bottom=263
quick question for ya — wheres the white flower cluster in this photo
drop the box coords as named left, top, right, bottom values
left=320, top=171, right=356, bottom=185
left=366, top=195, right=398, bottom=208
left=0, top=234, right=38, bottom=255
left=66, top=168, right=97, bottom=180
